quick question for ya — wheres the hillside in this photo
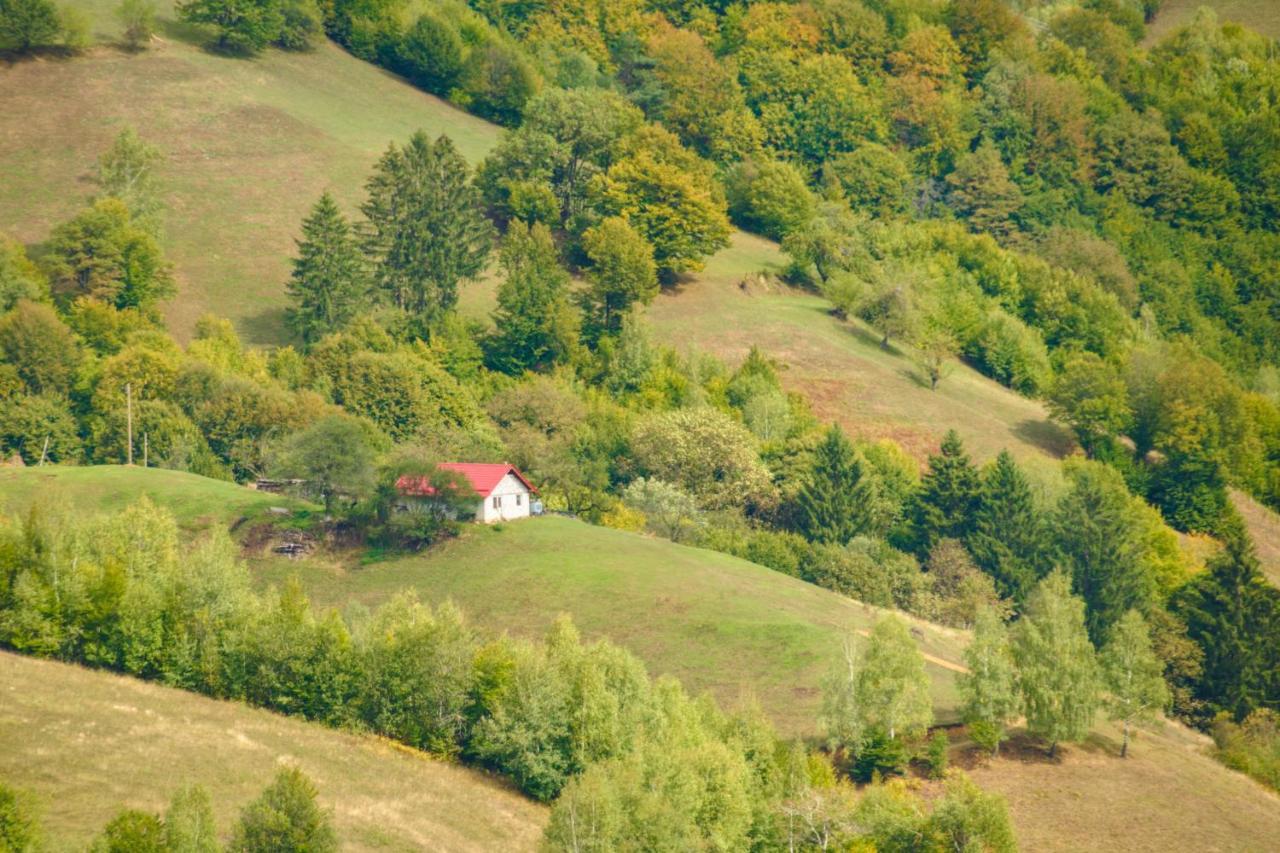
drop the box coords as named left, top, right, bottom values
left=0, top=464, right=311, bottom=530
left=0, top=0, right=499, bottom=343
left=0, top=651, right=545, bottom=851
left=1146, top=0, right=1280, bottom=41
left=252, top=514, right=968, bottom=737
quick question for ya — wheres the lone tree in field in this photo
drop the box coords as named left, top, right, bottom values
left=798, top=424, right=879, bottom=545
left=286, top=192, right=369, bottom=345
left=959, top=606, right=1020, bottom=756
left=270, top=413, right=379, bottom=515
left=0, top=0, right=61, bottom=54
left=362, top=132, right=493, bottom=334
left=823, top=615, right=933, bottom=753
left=1101, top=609, right=1170, bottom=757
left=1012, top=571, right=1100, bottom=758
left=178, top=0, right=283, bottom=54
left=94, top=128, right=164, bottom=235
left=232, top=767, right=337, bottom=852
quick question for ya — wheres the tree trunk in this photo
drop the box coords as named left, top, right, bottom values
left=1048, top=740, right=1058, bottom=759
left=1121, top=721, right=1130, bottom=758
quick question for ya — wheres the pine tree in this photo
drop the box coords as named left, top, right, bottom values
left=959, top=606, right=1020, bottom=756
left=1173, top=531, right=1280, bottom=720
left=797, top=424, right=879, bottom=545
left=898, top=430, right=981, bottom=556
left=1053, top=462, right=1159, bottom=645
left=488, top=221, right=577, bottom=374
left=361, top=132, right=493, bottom=333
left=966, top=450, right=1049, bottom=602
left=1101, top=610, right=1170, bottom=758
left=946, top=140, right=1023, bottom=238
left=1012, top=571, right=1100, bottom=758
left=286, top=192, right=368, bottom=346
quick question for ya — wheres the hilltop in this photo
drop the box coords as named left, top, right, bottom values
left=0, top=651, right=545, bottom=851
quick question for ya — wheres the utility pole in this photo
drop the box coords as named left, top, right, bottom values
left=126, top=382, right=133, bottom=466
left=143, top=432, right=149, bottom=468
left=38, top=436, right=49, bottom=466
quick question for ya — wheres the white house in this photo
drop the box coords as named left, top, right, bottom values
left=398, top=463, right=538, bottom=523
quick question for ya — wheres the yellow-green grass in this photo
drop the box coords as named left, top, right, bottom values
left=0, top=651, right=545, bottom=852
left=648, top=232, right=1075, bottom=482
left=1146, top=0, right=1280, bottom=42
left=0, top=1, right=500, bottom=344
left=253, top=516, right=969, bottom=738
left=1233, top=489, right=1280, bottom=586
left=0, top=465, right=311, bottom=531
left=964, top=720, right=1280, bottom=852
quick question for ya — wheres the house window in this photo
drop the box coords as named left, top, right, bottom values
left=492, top=496, right=500, bottom=509
left=516, top=494, right=522, bottom=506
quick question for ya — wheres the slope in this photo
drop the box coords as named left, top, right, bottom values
left=0, top=1, right=500, bottom=344
left=0, top=651, right=545, bottom=851
left=1146, top=0, right=1280, bottom=42
left=252, top=514, right=969, bottom=738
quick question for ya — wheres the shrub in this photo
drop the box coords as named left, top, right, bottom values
left=926, top=730, right=950, bottom=779
left=1212, top=710, right=1280, bottom=792
left=726, top=158, right=818, bottom=240
left=117, top=0, right=155, bottom=50
left=231, top=767, right=337, bottom=853
left=276, top=0, right=321, bottom=51
left=0, top=0, right=61, bottom=53
left=92, top=809, right=165, bottom=852
left=0, top=782, right=40, bottom=853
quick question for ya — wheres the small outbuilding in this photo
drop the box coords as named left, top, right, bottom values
left=397, top=463, right=538, bottom=524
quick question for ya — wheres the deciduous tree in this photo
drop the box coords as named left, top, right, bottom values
left=1101, top=609, right=1170, bottom=757
left=959, top=606, right=1019, bottom=755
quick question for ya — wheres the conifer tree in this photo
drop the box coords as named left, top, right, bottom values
left=1173, top=530, right=1280, bottom=720
left=798, top=424, right=879, bottom=545
left=361, top=132, right=492, bottom=333
left=488, top=222, right=577, bottom=374
left=946, top=140, right=1023, bottom=238
left=1101, top=610, right=1170, bottom=757
left=1053, top=462, right=1159, bottom=644
left=967, top=450, right=1048, bottom=602
left=286, top=192, right=368, bottom=346
left=1012, top=571, right=1100, bottom=758
left=959, top=606, right=1020, bottom=756
left=897, top=430, right=981, bottom=556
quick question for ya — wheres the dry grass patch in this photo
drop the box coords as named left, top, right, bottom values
left=0, top=651, right=545, bottom=851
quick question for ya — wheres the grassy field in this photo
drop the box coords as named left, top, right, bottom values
left=0, top=464, right=310, bottom=531
left=0, top=651, right=545, bottom=851
left=1233, top=489, right=1280, bottom=586
left=0, top=1, right=500, bottom=344
left=253, top=515, right=969, bottom=738
left=1146, top=0, right=1280, bottom=41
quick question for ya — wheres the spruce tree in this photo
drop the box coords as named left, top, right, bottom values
left=1173, top=530, right=1280, bottom=720
left=361, top=132, right=492, bottom=333
left=898, top=429, right=981, bottom=556
left=487, top=221, right=577, bottom=374
left=959, top=606, right=1020, bottom=756
left=946, top=140, right=1023, bottom=238
left=798, top=424, right=879, bottom=544
left=1101, top=610, right=1170, bottom=758
left=1012, top=571, right=1100, bottom=758
left=286, top=192, right=368, bottom=346
left=967, top=450, right=1048, bottom=603
left=1053, top=462, right=1159, bottom=645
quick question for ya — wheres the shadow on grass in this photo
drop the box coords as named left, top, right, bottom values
left=240, top=305, right=292, bottom=347
left=1012, top=417, right=1077, bottom=459
left=0, top=44, right=83, bottom=66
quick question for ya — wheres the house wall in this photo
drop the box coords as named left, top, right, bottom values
left=477, top=473, right=532, bottom=523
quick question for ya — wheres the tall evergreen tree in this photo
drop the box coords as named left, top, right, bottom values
left=1053, top=462, right=1159, bottom=644
left=967, top=451, right=1048, bottom=602
left=487, top=222, right=577, bottom=374
left=286, top=192, right=368, bottom=346
left=897, top=430, right=981, bottom=556
left=1101, top=609, right=1170, bottom=758
left=959, top=606, right=1020, bottom=756
left=946, top=140, right=1024, bottom=238
left=797, top=424, right=879, bottom=545
left=361, top=132, right=492, bottom=333
left=1173, top=530, right=1280, bottom=720
left=1012, top=571, right=1100, bottom=758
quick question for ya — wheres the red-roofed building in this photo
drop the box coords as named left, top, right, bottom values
left=397, top=463, right=538, bottom=523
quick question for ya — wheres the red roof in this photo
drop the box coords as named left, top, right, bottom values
left=397, top=463, right=536, bottom=498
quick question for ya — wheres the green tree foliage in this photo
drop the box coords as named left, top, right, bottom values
left=925, top=538, right=1010, bottom=629
left=43, top=199, right=175, bottom=312
left=822, top=143, right=914, bottom=219
left=1053, top=462, right=1161, bottom=644
left=117, top=0, right=156, bottom=50
left=361, top=132, right=493, bottom=331
left=286, top=192, right=369, bottom=346
left=797, top=424, right=879, bottom=545
left=1101, top=609, right=1171, bottom=757
left=488, top=221, right=577, bottom=373
left=0, top=782, right=40, bottom=853
left=631, top=406, right=773, bottom=510
left=0, top=0, right=60, bottom=53
left=231, top=766, right=337, bottom=852
left=0, top=392, right=82, bottom=463
left=0, top=237, right=47, bottom=312
left=93, top=128, right=164, bottom=236
left=178, top=0, right=285, bottom=54
left=946, top=140, right=1023, bottom=239
left=0, top=300, right=81, bottom=395
left=622, top=477, right=701, bottom=542
left=822, top=615, right=933, bottom=757
left=275, top=0, right=321, bottom=51
left=927, top=772, right=1018, bottom=853
left=897, top=429, right=981, bottom=556
left=966, top=450, right=1048, bottom=602
left=1173, top=532, right=1280, bottom=721
left=1048, top=352, right=1133, bottom=454
left=1012, top=571, right=1100, bottom=757
left=725, top=157, right=817, bottom=240
left=960, top=606, right=1019, bottom=755
left=270, top=413, right=381, bottom=514
left=92, top=810, right=165, bottom=852
left=805, top=536, right=927, bottom=614
left=164, top=784, right=219, bottom=853
left=1212, top=710, right=1280, bottom=793
left=579, top=215, right=658, bottom=339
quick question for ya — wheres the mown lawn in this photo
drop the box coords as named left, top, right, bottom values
left=0, top=651, right=545, bottom=852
